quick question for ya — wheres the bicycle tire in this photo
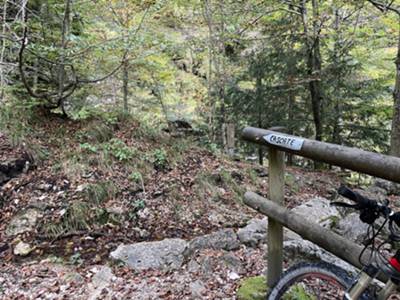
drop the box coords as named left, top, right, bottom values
left=267, top=261, right=359, bottom=300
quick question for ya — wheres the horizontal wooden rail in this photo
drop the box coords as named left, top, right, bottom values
left=244, top=191, right=390, bottom=282
left=244, top=191, right=364, bottom=269
left=242, top=127, right=400, bottom=183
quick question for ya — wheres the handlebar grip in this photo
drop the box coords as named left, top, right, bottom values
left=338, top=185, right=377, bottom=209
left=338, top=185, right=358, bottom=201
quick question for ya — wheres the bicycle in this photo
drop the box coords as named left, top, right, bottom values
left=268, top=186, right=400, bottom=299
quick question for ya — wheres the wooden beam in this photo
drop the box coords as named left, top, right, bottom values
left=244, top=191, right=391, bottom=283
left=242, top=127, right=400, bottom=183
left=267, top=148, right=285, bottom=287
left=244, top=191, right=365, bottom=269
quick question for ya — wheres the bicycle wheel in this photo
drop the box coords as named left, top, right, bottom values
left=267, top=261, right=354, bottom=300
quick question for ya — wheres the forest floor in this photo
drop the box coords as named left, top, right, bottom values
left=0, top=114, right=363, bottom=299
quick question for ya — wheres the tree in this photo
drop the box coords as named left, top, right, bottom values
left=366, top=0, right=400, bottom=156
left=17, top=0, right=140, bottom=115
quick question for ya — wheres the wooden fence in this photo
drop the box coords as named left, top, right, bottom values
left=241, top=126, right=400, bottom=287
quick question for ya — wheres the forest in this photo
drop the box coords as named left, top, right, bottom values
left=0, top=0, right=400, bottom=299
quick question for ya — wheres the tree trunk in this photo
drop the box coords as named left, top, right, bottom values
left=226, top=122, right=235, bottom=156
left=390, top=27, right=400, bottom=157
left=308, top=0, right=323, bottom=142
left=332, top=9, right=342, bottom=145
left=58, top=0, right=71, bottom=114
left=256, top=75, right=263, bottom=165
left=0, top=0, right=7, bottom=101
left=302, top=0, right=323, bottom=142
left=287, top=82, right=295, bottom=165
left=122, top=59, right=129, bottom=112
left=203, top=0, right=216, bottom=142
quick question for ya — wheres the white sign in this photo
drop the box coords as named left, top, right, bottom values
left=263, top=133, right=304, bottom=151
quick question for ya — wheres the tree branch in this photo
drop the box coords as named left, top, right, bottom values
left=367, top=0, right=400, bottom=15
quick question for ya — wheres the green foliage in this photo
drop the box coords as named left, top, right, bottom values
left=128, top=199, right=146, bottom=220
left=220, top=169, right=245, bottom=203
left=129, top=171, right=143, bottom=183
left=0, top=98, right=37, bottom=146
left=69, top=252, right=84, bottom=266
left=246, top=168, right=258, bottom=185
left=80, top=143, right=98, bottom=153
left=152, top=148, right=168, bottom=169
left=237, top=276, right=268, bottom=300
left=194, top=169, right=244, bottom=203
left=41, top=200, right=111, bottom=238
left=104, top=138, right=136, bottom=161
left=282, top=285, right=316, bottom=300
left=84, top=181, right=117, bottom=204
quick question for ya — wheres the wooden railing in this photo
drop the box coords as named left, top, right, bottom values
left=241, top=126, right=400, bottom=287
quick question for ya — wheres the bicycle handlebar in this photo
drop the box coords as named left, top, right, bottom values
left=336, top=186, right=400, bottom=229
left=338, top=186, right=378, bottom=209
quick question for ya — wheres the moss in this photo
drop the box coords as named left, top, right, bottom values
left=237, top=276, right=268, bottom=300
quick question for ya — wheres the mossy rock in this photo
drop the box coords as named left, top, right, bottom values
left=237, top=276, right=268, bottom=300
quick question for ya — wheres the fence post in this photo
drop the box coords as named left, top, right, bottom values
left=267, top=147, right=285, bottom=287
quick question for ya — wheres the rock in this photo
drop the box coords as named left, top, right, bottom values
left=291, top=197, right=340, bottom=228
left=110, top=238, right=187, bottom=271
left=91, top=266, right=114, bottom=288
left=189, top=280, right=206, bottom=299
left=283, top=239, right=356, bottom=274
left=374, top=179, right=400, bottom=196
left=208, top=212, right=227, bottom=225
left=13, top=241, right=33, bottom=256
left=354, top=188, right=386, bottom=202
left=0, top=157, right=30, bottom=185
left=236, top=276, right=268, bottom=300
left=187, top=259, right=201, bottom=273
left=238, top=218, right=268, bottom=247
left=37, top=183, right=53, bottom=192
left=88, top=266, right=114, bottom=300
left=285, top=197, right=340, bottom=241
left=222, top=252, right=245, bottom=274
left=6, top=209, right=43, bottom=236
left=0, top=172, right=9, bottom=184
left=185, top=229, right=240, bottom=256
left=365, top=186, right=387, bottom=197
left=336, top=212, right=369, bottom=243
left=63, top=272, right=85, bottom=283
left=228, top=271, right=240, bottom=280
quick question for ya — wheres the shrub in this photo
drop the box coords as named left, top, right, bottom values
left=104, top=138, right=135, bottom=161
left=152, top=148, right=168, bottom=169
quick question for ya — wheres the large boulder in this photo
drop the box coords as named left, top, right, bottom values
left=185, top=228, right=240, bottom=256
left=373, top=179, right=400, bottom=196
left=291, top=197, right=340, bottom=228
left=110, top=238, right=187, bottom=271
left=238, top=218, right=268, bottom=247
left=336, top=212, right=369, bottom=243
left=286, top=197, right=340, bottom=240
